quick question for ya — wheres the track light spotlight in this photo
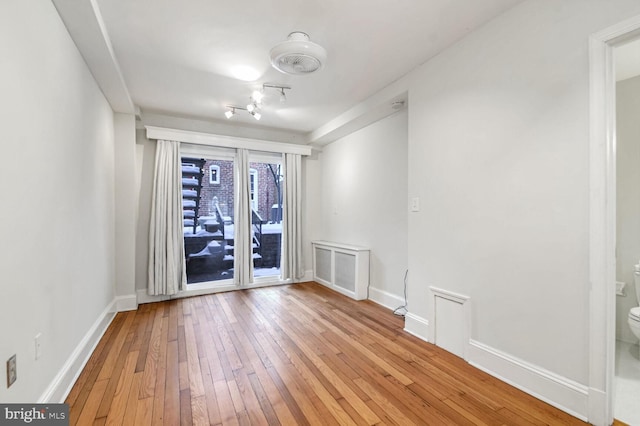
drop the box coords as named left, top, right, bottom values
left=224, top=105, right=246, bottom=119
left=252, top=111, right=261, bottom=120
left=251, top=90, right=264, bottom=104
left=263, top=84, right=291, bottom=104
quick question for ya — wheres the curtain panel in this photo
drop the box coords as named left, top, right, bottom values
left=148, top=139, right=186, bottom=295
left=234, top=148, right=254, bottom=285
left=281, top=153, right=304, bottom=280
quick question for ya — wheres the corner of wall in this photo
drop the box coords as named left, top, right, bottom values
left=38, top=300, right=119, bottom=403
left=404, top=312, right=430, bottom=342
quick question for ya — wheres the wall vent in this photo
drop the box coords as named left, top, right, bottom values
left=312, top=241, right=370, bottom=300
left=429, top=286, right=470, bottom=360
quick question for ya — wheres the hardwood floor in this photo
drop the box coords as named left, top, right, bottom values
left=67, top=282, right=592, bottom=425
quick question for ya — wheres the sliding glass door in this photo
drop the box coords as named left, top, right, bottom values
left=180, top=145, right=283, bottom=286
left=249, top=152, right=283, bottom=280
left=181, top=148, right=235, bottom=284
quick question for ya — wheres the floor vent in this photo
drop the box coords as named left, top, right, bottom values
left=312, top=241, right=370, bottom=300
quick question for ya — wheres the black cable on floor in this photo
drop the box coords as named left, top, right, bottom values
left=393, top=269, right=408, bottom=317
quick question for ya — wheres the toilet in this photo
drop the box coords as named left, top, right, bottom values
left=629, top=263, right=640, bottom=341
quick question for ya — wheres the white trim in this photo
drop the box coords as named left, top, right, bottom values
left=589, top=14, right=640, bottom=426
left=468, top=340, right=588, bottom=422
left=250, top=168, right=258, bottom=211
left=115, top=294, right=137, bottom=312
left=301, top=269, right=314, bottom=282
left=136, top=289, right=171, bottom=305
left=136, top=278, right=296, bottom=305
left=209, top=164, right=220, bottom=184
left=51, top=0, right=134, bottom=113
left=429, top=286, right=470, bottom=360
left=404, top=312, right=429, bottom=342
left=146, top=126, right=312, bottom=156
left=368, top=286, right=404, bottom=311
left=38, top=300, right=118, bottom=403
left=428, top=286, right=469, bottom=304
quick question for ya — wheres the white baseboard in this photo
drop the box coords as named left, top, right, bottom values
left=299, top=269, right=314, bottom=282
left=115, top=294, right=138, bottom=311
left=38, top=300, right=118, bottom=403
left=467, top=339, right=588, bottom=422
left=368, top=286, right=404, bottom=311
left=404, top=312, right=430, bottom=342
left=588, top=387, right=607, bottom=426
left=137, top=288, right=173, bottom=305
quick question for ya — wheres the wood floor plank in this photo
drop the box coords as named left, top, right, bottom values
left=139, top=306, right=163, bottom=398
left=163, top=340, right=181, bottom=426
left=198, top=355, right=222, bottom=424
left=66, top=282, right=594, bottom=426
left=133, top=397, right=153, bottom=426
left=213, top=379, right=239, bottom=426
left=152, top=315, right=169, bottom=424
left=179, top=388, right=192, bottom=426
left=121, top=372, right=142, bottom=425
left=97, top=311, right=136, bottom=381
left=95, top=333, right=135, bottom=419
left=74, top=379, right=109, bottom=426
left=104, top=350, right=139, bottom=425
left=183, top=315, right=205, bottom=398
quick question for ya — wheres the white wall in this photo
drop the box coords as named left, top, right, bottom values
left=114, top=113, right=137, bottom=307
left=316, top=110, right=409, bottom=307
left=302, top=149, right=322, bottom=280
left=135, top=130, right=156, bottom=292
left=0, top=1, right=116, bottom=402
left=403, top=0, right=640, bottom=386
left=616, top=74, right=640, bottom=343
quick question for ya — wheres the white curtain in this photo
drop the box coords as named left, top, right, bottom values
left=281, top=153, right=304, bottom=280
left=234, top=148, right=254, bottom=285
left=148, top=139, right=186, bottom=295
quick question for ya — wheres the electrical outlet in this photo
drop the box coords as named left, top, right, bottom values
left=6, top=355, right=16, bottom=388
left=35, top=333, right=42, bottom=360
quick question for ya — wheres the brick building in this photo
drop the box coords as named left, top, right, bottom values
left=199, top=160, right=282, bottom=223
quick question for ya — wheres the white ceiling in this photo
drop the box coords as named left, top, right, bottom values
left=61, top=0, right=526, bottom=140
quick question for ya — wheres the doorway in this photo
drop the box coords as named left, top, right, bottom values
left=589, top=15, right=640, bottom=426
left=180, top=144, right=285, bottom=287
left=613, top=37, right=640, bottom=425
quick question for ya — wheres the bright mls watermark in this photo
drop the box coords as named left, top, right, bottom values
left=0, top=404, right=68, bottom=425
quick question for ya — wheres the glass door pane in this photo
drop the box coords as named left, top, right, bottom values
left=182, top=156, right=235, bottom=284
left=249, top=160, right=283, bottom=279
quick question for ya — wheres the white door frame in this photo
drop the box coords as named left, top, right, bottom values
left=589, top=15, right=640, bottom=426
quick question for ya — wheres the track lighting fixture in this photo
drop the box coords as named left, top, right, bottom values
left=223, top=83, right=291, bottom=120
left=224, top=105, right=245, bottom=119
left=224, top=105, right=261, bottom=121
left=262, top=84, right=291, bottom=104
